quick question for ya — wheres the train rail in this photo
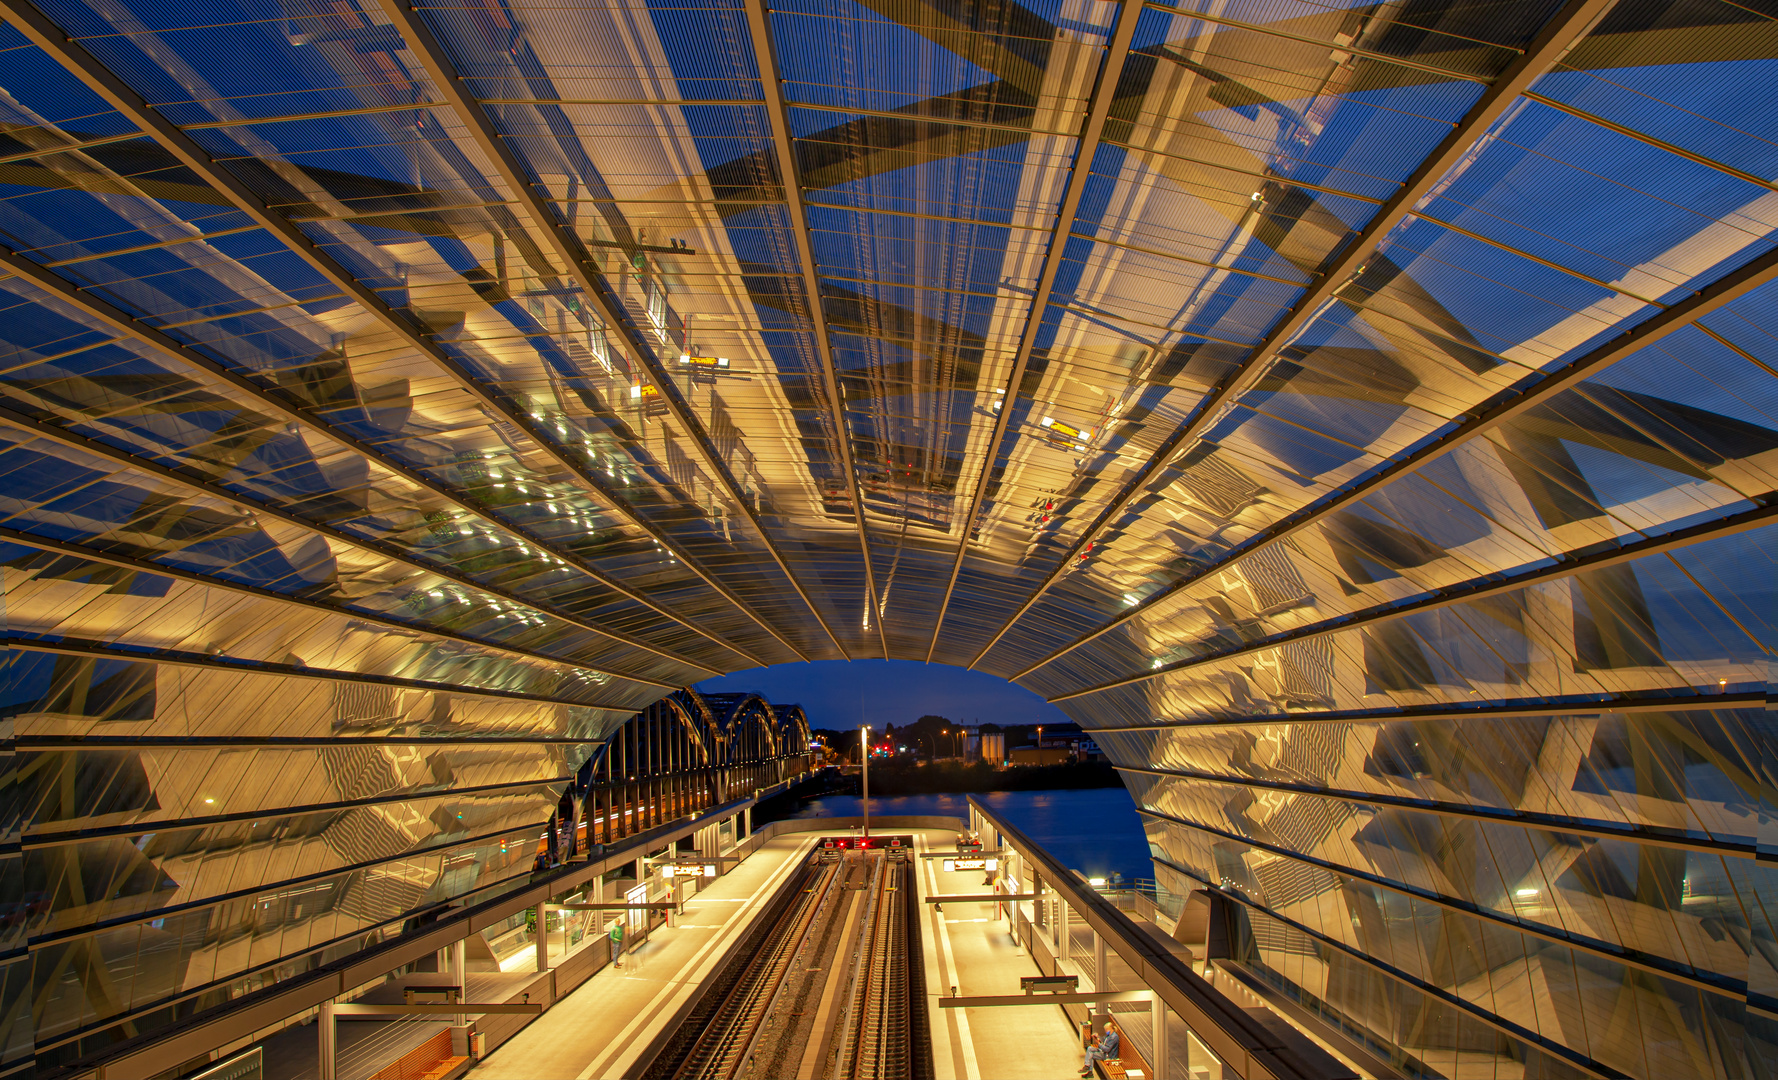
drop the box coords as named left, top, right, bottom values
left=646, top=838, right=927, bottom=1080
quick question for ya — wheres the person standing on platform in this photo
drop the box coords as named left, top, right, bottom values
left=609, top=917, right=625, bottom=969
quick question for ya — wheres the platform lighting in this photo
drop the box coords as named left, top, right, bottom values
left=860, top=724, right=871, bottom=841
left=1088, top=877, right=1106, bottom=887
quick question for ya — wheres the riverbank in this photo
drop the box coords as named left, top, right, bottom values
left=771, top=790, right=1155, bottom=884
left=811, top=759, right=1123, bottom=795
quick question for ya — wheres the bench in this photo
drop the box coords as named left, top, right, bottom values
left=418, top=1057, right=468, bottom=1080
left=1087, top=1018, right=1151, bottom=1080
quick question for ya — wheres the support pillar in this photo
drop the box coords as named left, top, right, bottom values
left=741, top=805, right=750, bottom=839
left=451, top=938, right=468, bottom=1027
left=318, top=1000, right=336, bottom=1080
left=1151, top=993, right=1169, bottom=1080
left=534, top=902, right=549, bottom=971
left=1094, top=930, right=1108, bottom=992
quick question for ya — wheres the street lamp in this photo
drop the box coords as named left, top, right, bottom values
left=860, top=724, right=871, bottom=841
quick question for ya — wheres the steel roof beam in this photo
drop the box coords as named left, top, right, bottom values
left=0, top=242, right=768, bottom=670
left=1149, top=854, right=1621, bottom=1080
left=0, top=405, right=721, bottom=680
left=743, top=0, right=889, bottom=657
left=0, top=528, right=665, bottom=689
left=1118, top=765, right=1757, bottom=859
left=1140, top=806, right=1744, bottom=1000
left=369, top=0, right=847, bottom=660
left=3, top=637, right=639, bottom=711
left=1011, top=221, right=1778, bottom=682
left=1090, top=690, right=1767, bottom=730
left=967, top=0, right=1628, bottom=673
left=1049, top=498, right=1777, bottom=702
left=0, top=0, right=797, bottom=664
left=923, top=0, right=1147, bottom=662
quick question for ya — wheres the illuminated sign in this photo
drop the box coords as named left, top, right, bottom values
left=1039, top=415, right=1092, bottom=452
left=678, top=354, right=730, bottom=385
left=660, top=863, right=716, bottom=878
left=941, top=858, right=999, bottom=872
left=630, top=383, right=667, bottom=416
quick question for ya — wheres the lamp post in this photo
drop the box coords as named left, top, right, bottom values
left=860, top=724, right=870, bottom=841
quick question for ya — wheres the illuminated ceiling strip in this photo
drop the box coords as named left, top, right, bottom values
left=1011, top=225, right=1778, bottom=682
left=4, top=637, right=638, bottom=709
left=971, top=0, right=1627, bottom=674
left=744, top=0, right=888, bottom=656
left=0, top=527, right=650, bottom=686
left=1140, top=807, right=1745, bottom=1000
left=0, top=405, right=722, bottom=679
left=370, top=0, right=844, bottom=661
left=1048, top=498, right=1778, bottom=702
left=0, top=241, right=766, bottom=668
left=0, top=0, right=792, bottom=666
left=923, top=0, right=1148, bottom=663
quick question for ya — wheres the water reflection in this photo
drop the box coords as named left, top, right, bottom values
left=785, top=788, right=1154, bottom=883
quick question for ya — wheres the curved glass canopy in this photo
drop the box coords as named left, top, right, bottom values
left=0, top=0, right=1773, bottom=1074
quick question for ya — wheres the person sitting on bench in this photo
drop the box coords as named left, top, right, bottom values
left=1081, top=1021, right=1119, bottom=1077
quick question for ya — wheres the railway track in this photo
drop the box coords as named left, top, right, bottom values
left=829, top=856, right=910, bottom=1080
left=647, top=840, right=927, bottom=1080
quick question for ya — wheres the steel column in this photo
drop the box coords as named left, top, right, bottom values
left=924, top=0, right=1147, bottom=660
left=368, top=0, right=844, bottom=659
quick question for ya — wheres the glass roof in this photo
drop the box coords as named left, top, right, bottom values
left=1, top=0, right=1774, bottom=1071
left=0, top=0, right=1768, bottom=685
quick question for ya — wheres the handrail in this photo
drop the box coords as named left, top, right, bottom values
left=966, top=797, right=1351, bottom=1080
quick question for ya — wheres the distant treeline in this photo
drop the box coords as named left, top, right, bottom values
left=861, top=759, right=1122, bottom=794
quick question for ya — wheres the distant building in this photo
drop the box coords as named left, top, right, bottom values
left=1008, top=746, right=1071, bottom=767
left=976, top=729, right=1005, bottom=765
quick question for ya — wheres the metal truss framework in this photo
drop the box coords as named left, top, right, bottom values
left=1, top=0, right=1774, bottom=1075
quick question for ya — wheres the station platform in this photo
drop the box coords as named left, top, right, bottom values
left=465, top=821, right=1091, bottom=1080
left=914, top=832, right=1086, bottom=1080
left=467, top=830, right=818, bottom=1080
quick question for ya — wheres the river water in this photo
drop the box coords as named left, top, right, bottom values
left=781, top=788, right=1154, bottom=884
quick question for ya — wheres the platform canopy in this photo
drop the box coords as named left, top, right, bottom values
left=1, top=0, right=1774, bottom=1074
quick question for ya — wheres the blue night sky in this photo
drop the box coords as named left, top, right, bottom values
left=695, top=659, right=1071, bottom=732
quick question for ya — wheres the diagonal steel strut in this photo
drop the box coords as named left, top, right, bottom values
left=970, top=0, right=1623, bottom=674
